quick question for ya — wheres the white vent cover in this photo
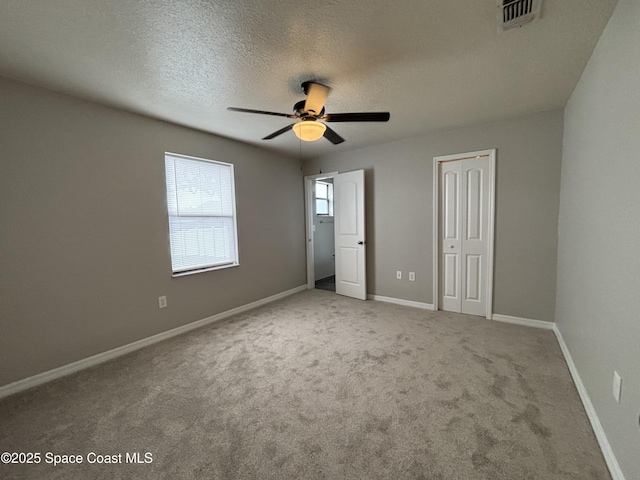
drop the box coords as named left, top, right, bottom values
left=498, top=0, right=541, bottom=31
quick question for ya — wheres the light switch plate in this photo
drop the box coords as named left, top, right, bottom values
left=158, top=296, right=167, bottom=309
left=612, top=371, right=622, bottom=403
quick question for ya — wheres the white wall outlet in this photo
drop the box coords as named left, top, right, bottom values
left=612, top=371, right=622, bottom=403
left=396, top=271, right=402, bottom=280
left=158, top=295, right=167, bottom=309
left=409, top=272, right=416, bottom=281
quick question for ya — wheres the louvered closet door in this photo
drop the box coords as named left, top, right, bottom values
left=440, top=156, right=490, bottom=315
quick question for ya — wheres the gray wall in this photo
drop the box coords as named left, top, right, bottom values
left=304, top=109, right=563, bottom=321
left=556, top=0, right=640, bottom=478
left=0, top=77, right=306, bottom=387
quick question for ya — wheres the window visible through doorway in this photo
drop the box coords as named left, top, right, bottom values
left=316, top=180, right=333, bottom=216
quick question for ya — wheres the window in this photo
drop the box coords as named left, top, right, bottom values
left=315, top=180, right=333, bottom=216
left=164, top=153, right=239, bottom=276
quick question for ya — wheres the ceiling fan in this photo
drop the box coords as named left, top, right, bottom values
left=227, top=81, right=390, bottom=145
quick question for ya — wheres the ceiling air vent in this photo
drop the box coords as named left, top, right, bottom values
left=498, top=0, right=541, bottom=31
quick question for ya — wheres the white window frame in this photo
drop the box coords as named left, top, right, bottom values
left=164, top=152, right=240, bottom=277
left=315, top=180, right=334, bottom=216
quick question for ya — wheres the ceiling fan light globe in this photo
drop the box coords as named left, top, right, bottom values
left=292, top=121, right=326, bottom=142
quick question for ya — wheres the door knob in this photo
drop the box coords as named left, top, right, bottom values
left=449, top=245, right=454, bottom=248
left=358, top=241, right=364, bottom=245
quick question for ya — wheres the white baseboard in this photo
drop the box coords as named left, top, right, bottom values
left=0, top=285, right=307, bottom=400
left=491, top=313, right=555, bottom=330
left=367, top=294, right=434, bottom=311
left=552, top=326, right=626, bottom=480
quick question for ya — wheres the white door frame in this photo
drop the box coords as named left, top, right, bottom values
left=304, top=172, right=339, bottom=289
left=432, top=149, right=496, bottom=319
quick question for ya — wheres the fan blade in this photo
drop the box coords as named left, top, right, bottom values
left=262, top=123, right=296, bottom=140
left=323, top=125, right=345, bottom=145
left=227, top=107, right=296, bottom=119
left=303, top=82, right=331, bottom=116
left=322, top=112, right=390, bottom=122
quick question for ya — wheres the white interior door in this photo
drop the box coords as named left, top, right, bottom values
left=439, top=156, right=490, bottom=315
left=440, top=162, right=462, bottom=312
left=334, top=169, right=366, bottom=300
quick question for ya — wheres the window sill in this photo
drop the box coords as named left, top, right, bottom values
left=172, top=262, right=240, bottom=278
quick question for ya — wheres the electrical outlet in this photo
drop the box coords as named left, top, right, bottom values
left=396, top=271, right=402, bottom=280
left=612, top=371, right=621, bottom=403
left=409, top=272, right=416, bottom=281
left=158, top=296, right=167, bottom=309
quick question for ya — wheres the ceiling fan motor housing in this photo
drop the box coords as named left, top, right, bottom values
left=294, top=100, right=324, bottom=118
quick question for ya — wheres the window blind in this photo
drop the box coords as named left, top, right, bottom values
left=164, top=153, right=238, bottom=274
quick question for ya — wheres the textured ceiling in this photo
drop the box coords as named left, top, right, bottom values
left=0, top=0, right=617, bottom=159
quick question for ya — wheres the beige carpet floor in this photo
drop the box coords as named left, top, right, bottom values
left=0, top=289, right=610, bottom=479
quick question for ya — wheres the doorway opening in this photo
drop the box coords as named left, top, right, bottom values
left=432, top=149, right=496, bottom=319
left=305, top=173, right=338, bottom=292
left=313, top=177, right=336, bottom=292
